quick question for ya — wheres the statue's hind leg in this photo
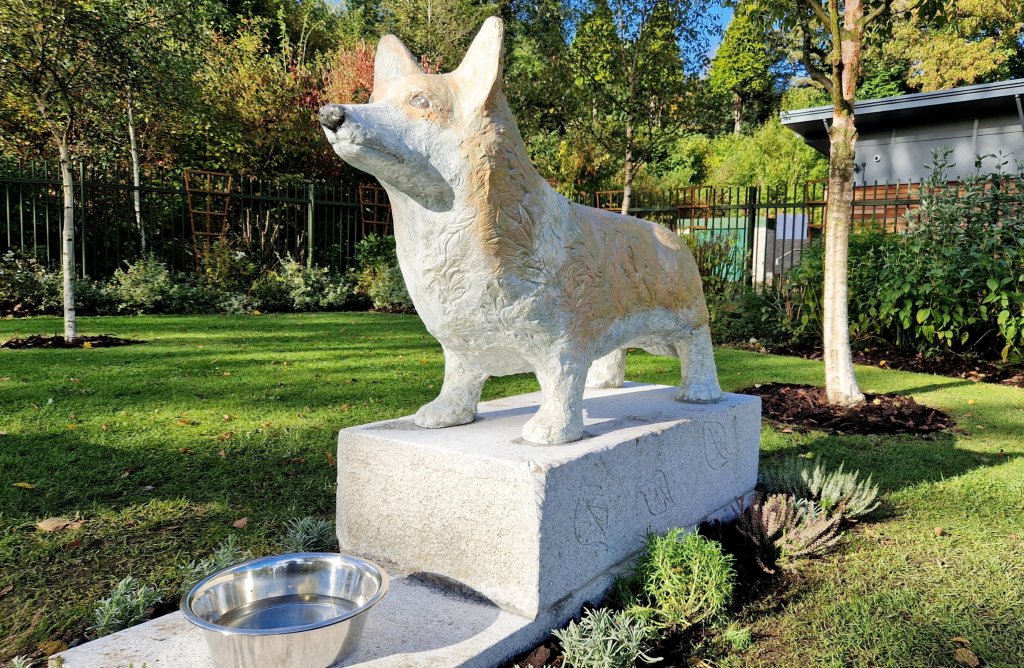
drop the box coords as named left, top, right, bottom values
left=586, top=349, right=626, bottom=388
left=675, top=325, right=722, bottom=402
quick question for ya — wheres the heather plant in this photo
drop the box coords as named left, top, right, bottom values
left=737, top=493, right=843, bottom=573
left=553, top=608, right=661, bottom=668
left=760, top=458, right=879, bottom=521
left=88, top=577, right=164, bottom=638
left=617, top=528, right=735, bottom=631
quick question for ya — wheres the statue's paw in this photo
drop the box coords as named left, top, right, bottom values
left=522, top=411, right=583, bottom=445
left=414, top=399, right=476, bottom=429
left=676, top=382, right=723, bottom=403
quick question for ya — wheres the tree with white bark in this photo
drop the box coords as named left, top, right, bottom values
left=0, top=0, right=135, bottom=341
left=755, top=0, right=944, bottom=405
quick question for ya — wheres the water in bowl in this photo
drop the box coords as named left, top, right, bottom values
left=214, top=594, right=358, bottom=630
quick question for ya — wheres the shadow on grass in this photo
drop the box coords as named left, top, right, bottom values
left=760, top=431, right=1011, bottom=496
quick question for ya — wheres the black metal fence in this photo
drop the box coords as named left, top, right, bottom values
left=1, top=159, right=925, bottom=286
left=590, top=180, right=923, bottom=285
left=0, top=159, right=365, bottom=278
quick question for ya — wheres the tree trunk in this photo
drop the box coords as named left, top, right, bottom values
left=732, top=92, right=743, bottom=135
left=59, top=140, right=78, bottom=343
left=128, top=103, right=145, bottom=254
left=822, top=0, right=865, bottom=406
left=621, top=122, right=634, bottom=215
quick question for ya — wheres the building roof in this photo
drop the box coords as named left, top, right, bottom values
left=781, top=78, right=1024, bottom=153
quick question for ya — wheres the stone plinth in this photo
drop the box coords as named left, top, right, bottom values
left=337, top=383, right=760, bottom=620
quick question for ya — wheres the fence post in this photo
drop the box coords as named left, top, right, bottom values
left=307, top=182, right=315, bottom=268
left=745, top=185, right=758, bottom=286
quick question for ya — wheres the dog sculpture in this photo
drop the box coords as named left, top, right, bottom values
left=320, top=17, right=721, bottom=444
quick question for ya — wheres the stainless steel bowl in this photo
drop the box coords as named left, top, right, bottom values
left=181, top=552, right=388, bottom=668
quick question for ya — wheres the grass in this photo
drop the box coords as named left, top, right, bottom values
left=1, top=313, right=1022, bottom=667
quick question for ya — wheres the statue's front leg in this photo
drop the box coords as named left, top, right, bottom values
left=414, top=348, right=488, bottom=428
left=523, top=354, right=587, bottom=445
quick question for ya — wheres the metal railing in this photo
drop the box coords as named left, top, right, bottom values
left=1, top=159, right=925, bottom=286
left=0, top=159, right=365, bottom=277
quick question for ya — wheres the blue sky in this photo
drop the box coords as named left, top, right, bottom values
left=706, top=2, right=734, bottom=57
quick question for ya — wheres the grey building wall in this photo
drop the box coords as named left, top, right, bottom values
left=854, top=114, right=1024, bottom=184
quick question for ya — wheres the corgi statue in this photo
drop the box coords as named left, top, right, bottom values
left=320, top=17, right=721, bottom=444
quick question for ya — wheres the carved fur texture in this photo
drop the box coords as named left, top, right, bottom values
left=320, top=17, right=721, bottom=444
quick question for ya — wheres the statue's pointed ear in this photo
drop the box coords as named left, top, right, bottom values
left=451, top=16, right=505, bottom=113
left=374, top=34, right=421, bottom=89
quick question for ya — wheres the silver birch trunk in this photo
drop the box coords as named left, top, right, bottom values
left=59, top=140, right=78, bottom=343
left=621, top=123, right=634, bottom=215
left=822, top=0, right=865, bottom=406
left=128, top=103, right=145, bottom=253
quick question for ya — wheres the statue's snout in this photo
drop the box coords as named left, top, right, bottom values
left=319, top=105, right=346, bottom=131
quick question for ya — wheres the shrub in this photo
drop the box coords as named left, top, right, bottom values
left=736, top=493, right=843, bottom=573
left=280, top=516, right=337, bottom=553
left=88, top=577, right=163, bottom=638
left=366, top=263, right=413, bottom=312
left=618, top=528, right=734, bottom=631
left=553, top=608, right=661, bottom=668
left=199, top=241, right=261, bottom=295
left=0, top=250, right=49, bottom=313
left=108, top=256, right=179, bottom=314
left=352, top=234, right=414, bottom=313
left=765, top=150, right=1024, bottom=360
left=249, top=256, right=352, bottom=312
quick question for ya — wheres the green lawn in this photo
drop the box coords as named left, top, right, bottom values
left=1, top=313, right=1022, bottom=667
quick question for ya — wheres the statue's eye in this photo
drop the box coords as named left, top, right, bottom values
left=410, top=94, right=431, bottom=109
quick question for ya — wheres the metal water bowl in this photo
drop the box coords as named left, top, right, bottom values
left=181, top=553, right=388, bottom=668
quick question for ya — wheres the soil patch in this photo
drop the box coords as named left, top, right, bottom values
left=763, top=344, right=1023, bottom=389
left=0, top=334, right=143, bottom=349
left=739, top=383, right=956, bottom=436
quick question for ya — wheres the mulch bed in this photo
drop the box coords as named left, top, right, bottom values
left=765, top=344, right=1023, bottom=389
left=740, top=383, right=956, bottom=436
left=0, top=334, right=142, bottom=349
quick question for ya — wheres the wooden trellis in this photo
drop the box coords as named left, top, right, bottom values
left=358, top=183, right=393, bottom=237
left=184, top=169, right=234, bottom=268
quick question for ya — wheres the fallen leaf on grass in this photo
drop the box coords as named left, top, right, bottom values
left=101, top=423, right=108, bottom=431
left=0, top=431, right=7, bottom=437
left=177, top=418, right=198, bottom=426
left=179, top=447, right=194, bottom=454
left=0, top=584, right=12, bottom=598
left=82, top=342, right=93, bottom=349
left=119, top=467, right=137, bottom=478
left=326, top=453, right=336, bottom=467
left=339, top=403, right=350, bottom=412
left=950, top=637, right=971, bottom=645
left=223, top=371, right=232, bottom=376
left=967, top=399, right=976, bottom=405
left=232, top=517, right=249, bottom=529
left=218, top=432, right=233, bottom=441
left=222, top=414, right=233, bottom=422
left=36, top=517, right=86, bottom=532
left=66, top=423, right=78, bottom=430
left=953, top=647, right=980, bottom=667
left=279, top=457, right=306, bottom=466
left=934, top=527, right=946, bottom=536
left=12, top=482, right=36, bottom=489
left=218, top=449, right=226, bottom=459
